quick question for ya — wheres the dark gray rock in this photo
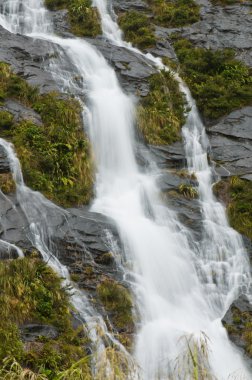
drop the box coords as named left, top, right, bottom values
left=0, top=239, right=20, bottom=259
left=180, top=2, right=252, bottom=66
left=208, top=107, right=252, bottom=179
left=51, top=9, right=72, bottom=36
left=149, top=142, right=186, bottom=168
left=20, top=324, right=59, bottom=342
left=113, top=0, right=149, bottom=13
left=208, top=107, right=252, bottom=140
left=0, top=25, right=59, bottom=93
left=0, top=99, right=43, bottom=126
left=0, top=146, right=10, bottom=173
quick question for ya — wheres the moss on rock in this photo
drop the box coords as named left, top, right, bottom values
left=172, top=38, right=252, bottom=121
left=45, top=0, right=101, bottom=37
left=0, top=62, right=93, bottom=207
left=214, top=177, right=252, bottom=240
left=137, top=70, right=186, bottom=145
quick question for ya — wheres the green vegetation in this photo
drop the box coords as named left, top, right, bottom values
left=118, top=11, right=156, bottom=49
left=0, top=62, right=93, bottom=207
left=45, top=0, right=101, bottom=37
left=172, top=38, right=252, bottom=121
left=97, top=278, right=134, bottom=331
left=0, top=257, right=90, bottom=378
left=178, top=183, right=198, bottom=199
left=137, top=70, right=186, bottom=145
left=214, top=176, right=252, bottom=240
left=149, top=0, right=200, bottom=28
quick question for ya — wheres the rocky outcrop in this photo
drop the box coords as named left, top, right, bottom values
left=0, top=25, right=59, bottom=93
left=222, top=294, right=252, bottom=368
left=208, top=107, right=252, bottom=180
left=0, top=99, right=43, bottom=126
left=181, top=1, right=252, bottom=66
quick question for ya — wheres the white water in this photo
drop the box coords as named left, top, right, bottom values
left=0, top=0, right=251, bottom=379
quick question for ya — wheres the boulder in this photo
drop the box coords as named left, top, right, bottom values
left=20, top=324, right=59, bottom=342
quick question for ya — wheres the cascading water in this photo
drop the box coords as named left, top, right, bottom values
left=0, top=0, right=251, bottom=379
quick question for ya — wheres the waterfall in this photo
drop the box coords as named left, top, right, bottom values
left=0, top=0, right=251, bottom=379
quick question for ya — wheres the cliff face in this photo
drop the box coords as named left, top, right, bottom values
left=0, top=0, right=251, bottom=376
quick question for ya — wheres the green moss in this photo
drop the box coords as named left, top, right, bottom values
left=118, top=10, right=156, bottom=49
left=149, top=0, right=200, bottom=27
left=97, top=279, right=134, bottom=331
left=0, top=62, right=93, bottom=207
left=0, top=258, right=89, bottom=377
left=45, top=0, right=101, bottom=37
left=137, top=70, right=186, bottom=145
left=214, top=177, right=252, bottom=240
left=172, top=38, right=252, bottom=121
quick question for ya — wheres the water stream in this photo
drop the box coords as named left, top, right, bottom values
left=0, top=0, right=251, bottom=379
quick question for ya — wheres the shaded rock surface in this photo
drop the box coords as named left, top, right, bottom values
left=20, top=324, right=59, bottom=342
left=0, top=145, right=10, bottom=173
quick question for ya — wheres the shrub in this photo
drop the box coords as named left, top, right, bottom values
left=149, top=0, right=200, bottom=27
left=118, top=10, right=156, bottom=49
left=172, top=38, right=252, bottom=121
left=137, top=70, right=186, bottom=145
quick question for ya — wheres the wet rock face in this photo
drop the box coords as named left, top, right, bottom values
left=89, top=38, right=157, bottom=96
left=222, top=295, right=252, bottom=368
left=0, top=146, right=10, bottom=173
left=0, top=25, right=59, bottom=93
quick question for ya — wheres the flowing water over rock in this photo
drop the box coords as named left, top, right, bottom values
left=0, top=0, right=251, bottom=379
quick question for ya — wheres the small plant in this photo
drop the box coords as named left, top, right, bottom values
left=178, top=183, right=198, bottom=199
left=173, top=333, right=216, bottom=380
